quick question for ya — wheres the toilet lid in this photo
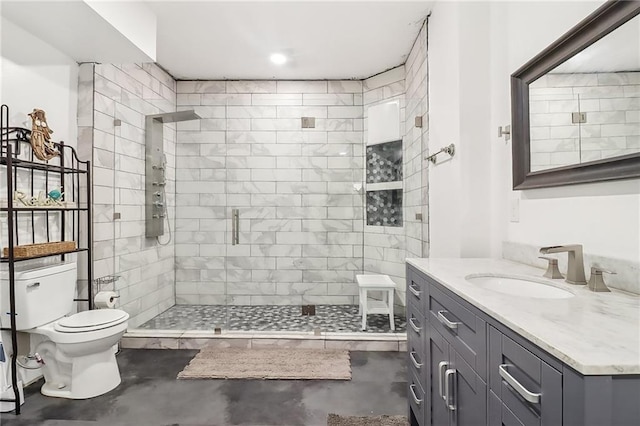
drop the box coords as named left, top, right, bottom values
left=56, top=309, right=128, bottom=331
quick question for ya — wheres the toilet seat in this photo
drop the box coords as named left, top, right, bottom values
left=54, top=310, right=128, bottom=333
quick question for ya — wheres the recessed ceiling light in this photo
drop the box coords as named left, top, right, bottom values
left=270, top=53, right=287, bottom=65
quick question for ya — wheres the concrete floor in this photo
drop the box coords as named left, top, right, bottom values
left=1, top=349, right=408, bottom=426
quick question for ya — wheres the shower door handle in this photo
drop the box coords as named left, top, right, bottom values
left=231, top=209, right=240, bottom=245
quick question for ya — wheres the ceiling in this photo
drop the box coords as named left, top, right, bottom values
left=146, top=1, right=433, bottom=80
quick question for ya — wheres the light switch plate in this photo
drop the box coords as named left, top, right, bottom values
left=509, top=198, right=520, bottom=223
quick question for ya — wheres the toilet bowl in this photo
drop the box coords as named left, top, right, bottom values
left=29, top=309, right=129, bottom=399
left=1, top=262, right=130, bottom=399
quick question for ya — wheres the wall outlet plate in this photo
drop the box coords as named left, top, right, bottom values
left=510, top=198, right=520, bottom=223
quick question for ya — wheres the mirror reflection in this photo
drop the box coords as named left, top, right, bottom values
left=529, top=14, right=640, bottom=172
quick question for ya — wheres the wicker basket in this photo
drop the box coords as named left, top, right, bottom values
left=2, top=241, right=77, bottom=259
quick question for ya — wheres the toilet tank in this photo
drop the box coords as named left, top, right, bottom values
left=0, top=262, right=77, bottom=330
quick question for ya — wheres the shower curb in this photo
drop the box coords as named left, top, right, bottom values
left=121, top=330, right=407, bottom=352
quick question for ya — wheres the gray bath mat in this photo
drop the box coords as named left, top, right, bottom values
left=177, top=347, right=351, bottom=380
left=327, top=414, right=409, bottom=426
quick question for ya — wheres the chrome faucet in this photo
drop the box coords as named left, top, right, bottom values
left=539, top=244, right=587, bottom=285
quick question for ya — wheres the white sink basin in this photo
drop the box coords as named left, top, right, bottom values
left=465, top=274, right=574, bottom=299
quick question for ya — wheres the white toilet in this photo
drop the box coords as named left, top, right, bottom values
left=0, top=262, right=129, bottom=399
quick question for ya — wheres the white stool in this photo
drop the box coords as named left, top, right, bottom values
left=356, top=274, right=396, bottom=331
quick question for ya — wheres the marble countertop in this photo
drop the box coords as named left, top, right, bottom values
left=407, top=258, right=640, bottom=375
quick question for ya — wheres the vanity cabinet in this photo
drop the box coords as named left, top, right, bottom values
left=407, top=263, right=640, bottom=426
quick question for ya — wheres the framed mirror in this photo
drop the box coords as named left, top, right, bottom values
left=511, top=0, right=640, bottom=189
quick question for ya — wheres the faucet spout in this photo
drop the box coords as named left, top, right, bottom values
left=540, top=244, right=582, bottom=254
left=538, top=244, right=587, bottom=285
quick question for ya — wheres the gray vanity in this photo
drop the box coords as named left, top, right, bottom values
left=405, top=258, right=640, bottom=426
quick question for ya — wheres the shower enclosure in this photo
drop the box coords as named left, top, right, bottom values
left=84, top=62, right=425, bottom=336
left=145, top=81, right=371, bottom=332
left=129, top=78, right=410, bottom=334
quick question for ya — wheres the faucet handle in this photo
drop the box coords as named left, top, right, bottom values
left=590, top=266, right=616, bottom=275
left=587, top=266, right=615, bottom=292
left=539, top=256, right=563, bottom=279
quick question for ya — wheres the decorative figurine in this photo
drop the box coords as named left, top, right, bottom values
left=14, top=190, right=65, bottom=207
left=28, top=108, right=59, bottom=161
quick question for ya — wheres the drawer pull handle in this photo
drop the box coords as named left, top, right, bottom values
left=409, top=384, right=423, bottom=406
left=437, top=310, right=461, bottom=330
left=445, top=368, right=457, bottom=411
left=438, top=361, right=448, bottom=401
left=409, top=317, right=422, bottom=333
left=499, top=364, right=541, bottom=404
left=409, top=284, right=421, bottom=297
left=409, top=351, right=423, bottom=369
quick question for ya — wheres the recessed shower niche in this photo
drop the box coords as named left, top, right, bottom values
left=365, top=139, right=403, bottom=227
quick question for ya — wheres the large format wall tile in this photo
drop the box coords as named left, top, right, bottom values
left=176, top=79, right=365, bottom=305
left=85, top=63, right=177, bottom=328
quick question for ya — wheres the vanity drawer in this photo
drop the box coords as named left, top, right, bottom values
left=427, top=282, right=487, bottom=379
left=489, top=327, right=562, bottom=426
left=406, top=266, right=427, bottom=312
left=408, top=368, right=426, bottom=426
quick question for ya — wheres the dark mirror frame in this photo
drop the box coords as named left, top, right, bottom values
left=511, top=0, right=640, bottom=190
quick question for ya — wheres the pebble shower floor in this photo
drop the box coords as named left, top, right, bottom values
left=138, top=305, right=407, bottom=333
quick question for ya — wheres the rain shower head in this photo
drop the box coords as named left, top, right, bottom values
left=146, top=110, right=201, bottom=123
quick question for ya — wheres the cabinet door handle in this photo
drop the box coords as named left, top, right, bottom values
left=409, top=283, right=421, bottom=297
left=499, top=364, right=541, bottom=404
left=445, top=368, right=457, bottom=411
left=409, top=384, right=423, bottom=406
left=438, top=361, right=448, bottom=401
left=409, top=317, right=421, bottom=334
left=409, top=351, right=423, bottom=369
left=437, top=310, right=461, bottom=330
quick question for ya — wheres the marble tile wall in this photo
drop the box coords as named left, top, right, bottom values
left=363, top=21, right=429, bottom=309
left=404, top=22, right=429, bottom=262
left=175, top=80, right=365, bottom=305
left=529, top=71, right=640, bottom=171
left=79, top=63, right=178, bottom=327
left=363, top=66, right=408, bottom=301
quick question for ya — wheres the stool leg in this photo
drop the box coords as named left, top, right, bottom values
left=388, top=289, right=395, bottom=331
left=358, top=288, right=362, bottom=315
left=361, top=289, right=368, bottom=331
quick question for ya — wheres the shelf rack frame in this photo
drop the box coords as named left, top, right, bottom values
left=0, top=104, right=93, bottom=414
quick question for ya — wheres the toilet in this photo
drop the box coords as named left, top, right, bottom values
left=0, top=262, right=129, bottom=399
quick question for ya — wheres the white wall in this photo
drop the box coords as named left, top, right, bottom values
left=428, top=1, right=493, bottom=258
left=0, top=15, right=80, bottom=388
left=0, top=17, right=79, bottom=145
left=429, top=1, right=639, bottom=264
